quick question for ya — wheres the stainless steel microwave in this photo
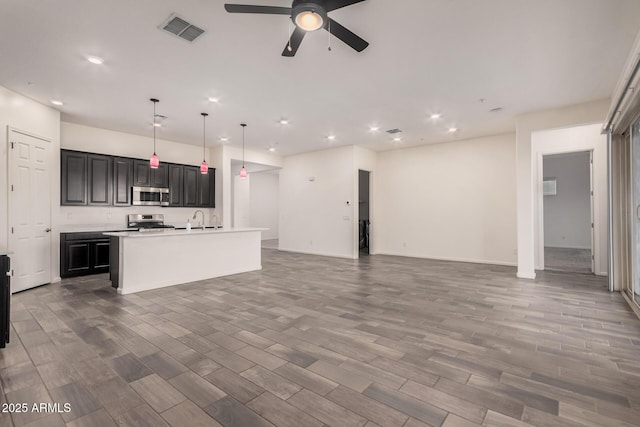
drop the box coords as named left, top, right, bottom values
left=132, top=186, right=170, bottom=206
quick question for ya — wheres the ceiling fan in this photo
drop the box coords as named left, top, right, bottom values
left=224, top=0, right=369, bottom=57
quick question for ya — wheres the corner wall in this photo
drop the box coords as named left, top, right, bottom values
left=279, top=146, right=356, bottom=258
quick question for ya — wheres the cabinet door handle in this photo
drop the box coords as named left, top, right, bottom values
left=45, top=228, right=51, bottom=233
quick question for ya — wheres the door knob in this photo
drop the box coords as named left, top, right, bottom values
left=45, top=228, right=51, bottom=232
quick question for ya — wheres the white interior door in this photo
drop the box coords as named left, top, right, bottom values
left=8, top=129, right=52, bottom=292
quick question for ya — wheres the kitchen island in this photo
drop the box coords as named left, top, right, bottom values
left=104, top=228, right=266, bottom=295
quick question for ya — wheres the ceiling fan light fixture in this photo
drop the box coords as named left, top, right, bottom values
left=292, top=2, right=327, bottom=31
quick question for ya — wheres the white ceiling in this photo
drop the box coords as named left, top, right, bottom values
left=1, top=0, right=639, bottom=156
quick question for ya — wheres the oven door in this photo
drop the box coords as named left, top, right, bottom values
left=132, top=186, right=169, bottom=206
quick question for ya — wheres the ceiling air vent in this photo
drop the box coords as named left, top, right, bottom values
left=386, top=129, right=403, bottom=134
left=161, top=14, right=205, bottom=42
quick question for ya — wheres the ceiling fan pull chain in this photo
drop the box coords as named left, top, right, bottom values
left=328, top=19, right=332, bottom=51
left=287, top=21, right=293, bottom=52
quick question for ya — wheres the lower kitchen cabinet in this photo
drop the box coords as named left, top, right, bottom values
left=60, top=233, right=111, bottom=278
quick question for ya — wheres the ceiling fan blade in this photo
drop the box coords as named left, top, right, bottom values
left=327, top=18, right=369, bottom=52
left=324, top=0, right=366, bottom=12
left=282, top=26, right=306, bottom=57
left=224, top=4, right=292, bottom=15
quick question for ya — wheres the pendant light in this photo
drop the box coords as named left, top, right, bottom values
left=149, top=98, right=160, bottom=169
left=200, top=113, right=209, bottom=174
left=240, top=123, right=247, bottom=179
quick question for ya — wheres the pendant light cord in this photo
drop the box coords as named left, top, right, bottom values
left=202, top=113, right=207, bottom=161
left=241, top=123, right=246, bottom=167
left=152, top=99, right=158, bottom=155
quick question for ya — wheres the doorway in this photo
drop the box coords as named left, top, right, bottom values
left=358, top=170, right=370, bottom=256
left=542, top=151, right=593, bottom=273
left=8, top=128, right=52, bottom=292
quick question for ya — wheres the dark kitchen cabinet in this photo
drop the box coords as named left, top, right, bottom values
left=61, top=151, right=87, bottom=205
left=88, top=154, right=112, bottom=205
left=183, top=166, right=199, bottom=207
left=133, top=160, right=151, bottom=186
left=113, top=157, right=132, bottom=206
left=61, top=149, right=214, bottom=209
left=133, top=160, right=168, bottom=188
left=198, top=169, right=215, bottom=207
left=151, top=163, right=169, bottom=188
left=60, top=233, right=110, bottom=278
left=168, top=164, right=184, bottom=206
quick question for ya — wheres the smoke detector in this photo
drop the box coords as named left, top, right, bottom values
left=160, top=14, right=205, bottom=42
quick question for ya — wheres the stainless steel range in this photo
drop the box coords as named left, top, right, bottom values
left=128, top=214, right=175, bottom=232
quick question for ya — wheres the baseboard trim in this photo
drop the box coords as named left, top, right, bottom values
left=517, top=271, right=537, bottom=280
left=277, top=247, right=355, bottom=260
left=378, top=251, right=517, bottom=268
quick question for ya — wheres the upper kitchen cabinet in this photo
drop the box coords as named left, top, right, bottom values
left=88, top=154, right=112, bottom=205
left=168, top=164, right=184, bottom=206
left=134, top=160, right=168, bottom=188
left=133, top=160, right=150, bottom=186
left=61, top=150, right=87, bottom=205
left=151, top=163, right=169, bottom=188
left=199, top=169, right=216, bottom=208
left=183, top=166, right=199, bottom=207
left=113, top=157, right=132, bottom=206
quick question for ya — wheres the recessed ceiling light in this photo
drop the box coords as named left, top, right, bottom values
left=327, top=135, right=336, bottom=141
left=87, top=56, right=104, bottom=65
left=51, top=100, right=63, bottom=106
left=448, top=127, right=458, bottom=133
left=208, top=97, right=219, bottom=103
left=370, top=126, right=380, bottom=132
left=393, top=137, right=402, bottom=142
left=268, top=147, right=276, bottom=152
left=153, top=123, right=162, bottom=127
left=279, top=119, right=289, bottom=125
left=430, top=113, right=441, bottom=119
left=219, top=137, right=229, bottom=142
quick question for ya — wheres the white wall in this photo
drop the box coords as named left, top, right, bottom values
left=515, top=99, right=609, bottom=279
left=279, top=145, right=356, bottom=258
left=221, top=145, right=282, bottom=229
left=375, top=134, right=517, bottom=266
left=250, top=172, right=279, bottom=240
left=532, top=123, right=608, bottom=275
left=233, top=175, right=251, bottom=228
left=543, top=152, right=591, bottom=249
left=0, top=86, right=60, bottom=281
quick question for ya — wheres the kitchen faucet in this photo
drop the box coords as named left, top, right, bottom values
left=192, top=210, right=205, bottom=230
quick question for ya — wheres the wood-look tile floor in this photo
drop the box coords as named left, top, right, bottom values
left=544, top=247, right=592, bottom=274
left=2, top=249, right=640, bottom=427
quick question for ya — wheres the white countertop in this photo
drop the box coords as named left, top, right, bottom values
left=104, top=227, right=267, bottom=238
left=0, top=249, right=10, bottom=256
left=59, top=224, right=137, bottom=233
